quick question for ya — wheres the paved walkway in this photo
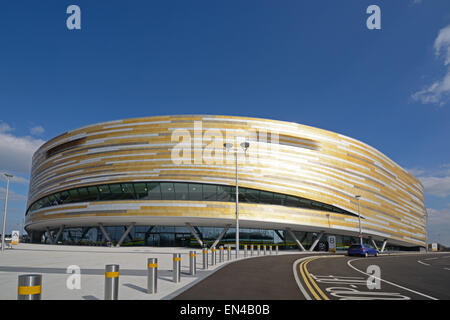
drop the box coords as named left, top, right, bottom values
left=0, top=243, right=301, bottom=300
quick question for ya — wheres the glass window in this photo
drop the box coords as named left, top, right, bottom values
left=260, top=191, right=273, bottom=204
left=48, top=194, right=59, bottom=206
left=203, top=184, right=217, bottom=201
left=146, top=183, right=161, bottom=200
left=108, top=183, right=123, bottom=199
left=98, top=185, right=112, bottom=200
left=188, top=183, right=202, bottom=201
left=27, top=181, right=354, bottom=217
left=174, top=183, right=188, bottom=200
left=161, top=182, right=175, bottom=200
left=285, top=195, right=298, bottom=207
left=273, top=193, right=285, bottom=205
left=134, top=183, right=148, bottom=199
left=298, top=198, right=312, bottom=209
left=86, top=186, right=100, bottom=201
left=59, top=191, right=70, bottom=204
left=120, top=183, right=136, bottom=200
left=67, top=189, right=81, bottom=202
left=40, top=197, right=50, bottom=208
left=230, top=187, right=236, bottom=202
left=244, top=188, right=260, bottom=203
left=77, top=187, right=89, bottom=201
left=217, top=185, right=231, bottom=201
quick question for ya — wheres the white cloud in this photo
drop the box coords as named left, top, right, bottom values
left=412, top=24, right=450, bottom=106
left=0, top=187, right=27, bottom=202
left=427, top=206, right=450, bottom=245
left=0, top=174, right=28, bottom=185
left=410, top=164, right=450, bottom=198
left=0, top=122, right=45, bottom=175
left=420, top=176, right=450, bottom=198
left=30, top=125, right=45, bottom=136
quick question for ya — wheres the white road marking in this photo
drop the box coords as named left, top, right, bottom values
left=425, top=257, right=438, bottom=261
left=417, top=260, right=430, bottom=266
left=347, top=258, right=438, bottom=300
left=444, top=268, right=450, bottom=271
left=292, top=256, right=314, bottom=300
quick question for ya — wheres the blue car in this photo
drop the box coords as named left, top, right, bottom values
left=347, top=244, right=379, bottom=257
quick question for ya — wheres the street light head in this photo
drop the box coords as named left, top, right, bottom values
left=223, top=143, right=233, bottom=150
left=240, top=142, right=250, bottom=151
left=3, top=173, right=13, bottom=179
left=355, top=195, right=361, bottom=199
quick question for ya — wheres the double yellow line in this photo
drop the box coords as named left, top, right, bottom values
left=298, top=257, right=329, bottom=300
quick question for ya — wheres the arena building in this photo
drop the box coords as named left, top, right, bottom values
left=24, top=115, right=427, bottom=251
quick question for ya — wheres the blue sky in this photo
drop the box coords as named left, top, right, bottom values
left=0, top=0, right=449, bottom=245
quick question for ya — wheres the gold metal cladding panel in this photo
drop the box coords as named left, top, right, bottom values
left=26, top=115, right=426, bottom=246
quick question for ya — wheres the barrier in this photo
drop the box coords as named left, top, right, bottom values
left=219, top=246, right=224, bottom=263
left=17, top=274, right=42, bottom=300
left=105, top=264, right=119, bottom=300
left=173, top=253, right=181, bottom=283
left=147, top=258, right=157, bottom=294
left=189, top=251, right=196, bottom=276
left=202, top=248, right=208, bottom=269
left=211, top=247, right=217, bottom=265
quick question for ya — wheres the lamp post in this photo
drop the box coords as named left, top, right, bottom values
left=224, top=141, right=249, bottom=259
left=355, top=195, right=362, bottom=245
left=1, top=173, right=13, bottom=252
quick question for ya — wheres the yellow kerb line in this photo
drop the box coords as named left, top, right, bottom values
left=299, top=259, right=321, bottom=300
left=105, top=271, right=119, bottom=278
left=303, top=258, right=329, bottom=300
left=18, top=285, right=41, bottom=295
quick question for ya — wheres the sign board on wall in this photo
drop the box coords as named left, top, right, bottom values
left=328, top=235, right=336, bottom=252
left=431, top=243, right=438, bottom=252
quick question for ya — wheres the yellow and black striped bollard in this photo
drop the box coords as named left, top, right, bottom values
left=147, top=258, right=157, bottom=294
left=18, top=274, right=42, bottom=300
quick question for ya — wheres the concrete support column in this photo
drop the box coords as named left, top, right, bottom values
left=185, top=223, right=204, bottom=247
left=285, top=228, right=306, bottom=252
left=115, top=223, right=135, bottom=247
left=99, top=223, right=112, bottom=243
left=54, top=225, right=64, bottom=244
left=210, top=225, right=231, bottom=249
left=370, top=238, right=379, bottom=251
left=309, top=231, right=324, bottom=252
left=380, top=239, right=388, bottom=252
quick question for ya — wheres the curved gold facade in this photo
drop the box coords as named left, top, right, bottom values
left=25, top=115, right=426, bottom=247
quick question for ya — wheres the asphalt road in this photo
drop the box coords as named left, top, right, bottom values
left=174, top=252, right=450, bottom=300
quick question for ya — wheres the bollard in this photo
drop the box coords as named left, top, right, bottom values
left=227, top=246, right=232, bottom=260
left=269, top=245, right=273, bottom=255
left=173, top=253, right=181, bottom=283
left=17, top=274, right=42, bottom=300
left=264, top=245, right=267, bottom=255
left=244, top=245, right=248, bottom=257
left=257, top=245, right=261, bottom=256
left=189, top=251, right=196, bottom=276
left=276, top=245, right=279, bottom=255
left=219, top=246, right=224, bottom=263
left=147, top=258, right=157, bottom=294
left=250, top=244, right=254, bottom=256
left=105, top=264, right=119, bottom=300
left=212, top=247, right=217, bottom=265
left=202, top=248, right=208, bottom=269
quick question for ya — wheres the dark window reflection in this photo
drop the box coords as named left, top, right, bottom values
left=27, top=181, right=354, bottom=217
